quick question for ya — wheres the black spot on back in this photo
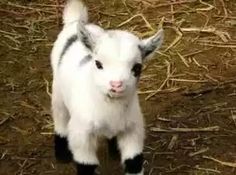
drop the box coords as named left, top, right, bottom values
left=58, top=34, right=78, bottom=66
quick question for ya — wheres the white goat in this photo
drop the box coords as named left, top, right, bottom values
left=50, top=0, right=164, bottom=174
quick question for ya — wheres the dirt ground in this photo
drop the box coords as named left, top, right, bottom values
left=0, top=0, right=236, bottom=174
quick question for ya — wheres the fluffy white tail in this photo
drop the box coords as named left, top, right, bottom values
left=63, top=0, right=88, bottom=24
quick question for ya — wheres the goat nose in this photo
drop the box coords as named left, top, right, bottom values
left=110, top=81, right=123, bottom=88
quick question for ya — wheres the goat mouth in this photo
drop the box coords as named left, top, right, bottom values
left=107, top=91, right=124, bottom=99
left=110, top=88, right=125, bottom=93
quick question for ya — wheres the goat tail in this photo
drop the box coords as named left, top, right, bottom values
left=63, top=0, right=88, bottom=25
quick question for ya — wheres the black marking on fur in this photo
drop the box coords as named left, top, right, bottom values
left=139, top=35, right=162, bottom=59
left=108, top=137, right=120, bottom=160
left=124, top=154, right=143, bottom=174
left=79, top=29, right=93, bottom=50
left=76, top=163, right=97, bottom=175
left=59, top=35, right=78, bottom=65
left=138, top=45, right=152, bottom=59
left=132, top=63, right=142, bottom=77
left=79, top=54, right=92, bottom=66
left=54, top=134, right=73, bottom=163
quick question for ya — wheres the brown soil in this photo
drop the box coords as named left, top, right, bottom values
left=0, top=0, right=236, bottom=175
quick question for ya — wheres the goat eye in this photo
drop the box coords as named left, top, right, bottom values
left=132, top=63, right=142, bottom=77
left=95, top=60, right=103, bottom=69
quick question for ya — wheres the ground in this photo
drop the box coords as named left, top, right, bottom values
left=0, top=0, right=236, bottom=175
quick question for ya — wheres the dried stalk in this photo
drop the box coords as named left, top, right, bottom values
left=180, top=27, right=231, bottom=42
left=150, top=126, right=220, bottom=132
left=203, top=155, right=236, bottom=168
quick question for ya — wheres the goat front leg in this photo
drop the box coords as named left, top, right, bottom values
left=118, top=122, right=145, bottom=175
left=68, top=119, right=98, bottom=175
left=52, top=83, right=72, bottom=163
left=107, top=137, right=120, bottom=160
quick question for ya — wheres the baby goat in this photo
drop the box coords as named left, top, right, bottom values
left=50, top=0, right=164, bottom=174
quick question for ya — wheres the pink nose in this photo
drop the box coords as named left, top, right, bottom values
left=110, top=81, right=123, bottom=88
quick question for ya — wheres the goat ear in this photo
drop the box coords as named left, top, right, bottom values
left=77, top=22, right=95, bottom=51
left=139, top=29, right=164, bottom=60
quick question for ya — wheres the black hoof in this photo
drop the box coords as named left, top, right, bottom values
left=124, top=154, right=143, bottom=174
left=76, top=162, right=97, bottom=175
left=107, top=137, right=120, bottom=160
left=54, top=134, right=73, bottom=163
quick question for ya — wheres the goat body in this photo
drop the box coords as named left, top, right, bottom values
left=50, top=0, right=163, bottom=174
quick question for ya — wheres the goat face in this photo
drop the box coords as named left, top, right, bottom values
left=80, top=24, right=164, bottom=99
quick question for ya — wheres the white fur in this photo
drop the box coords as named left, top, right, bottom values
left=63, top=0, right=88, bottom=24
left=51, top=0, right=163, bottom=173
